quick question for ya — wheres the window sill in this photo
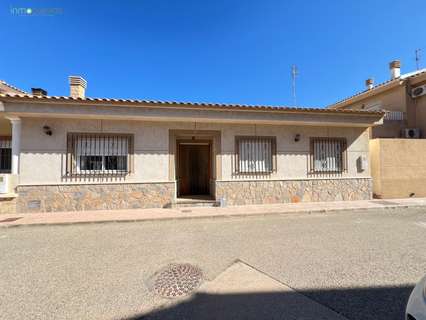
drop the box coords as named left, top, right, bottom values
left=66, top=173, right=130, bottom=178
left=234, top=172, right=274, bottom=176
left=66, top=171, right=130, bottom=177
left=0, top=193, right=18, bottom=199
left=309, top=171, right=346, bottom=175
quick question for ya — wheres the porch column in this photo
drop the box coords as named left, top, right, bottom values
left=6, top=116, right=21, bottom=174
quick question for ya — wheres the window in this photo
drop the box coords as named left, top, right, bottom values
left=66, top=133, right=133, bottom=176
left=235, top=136, right=276, bottom=174
left=310, top=137, right=347, bottom=174
left=0, top=137, right=12, bottom=173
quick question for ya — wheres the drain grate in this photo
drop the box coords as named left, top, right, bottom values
left=0, top=217, right=22, bottom=223
left=151, top=263, right=203, bottom=299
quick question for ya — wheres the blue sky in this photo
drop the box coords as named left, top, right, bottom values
left=1, top=1, right=424, bottom=107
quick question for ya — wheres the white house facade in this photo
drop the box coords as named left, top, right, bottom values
left=0, top=77, right=384, bottom=213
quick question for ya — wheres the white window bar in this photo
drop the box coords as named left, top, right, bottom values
left=67, top=133, right=132, bottom=176
left=236, top=136, right=275, bottom=174
left=311, top=138, right=346, bottom=174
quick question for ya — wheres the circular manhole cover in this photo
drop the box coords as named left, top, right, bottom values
left=151, top=263, right=203, bottom=299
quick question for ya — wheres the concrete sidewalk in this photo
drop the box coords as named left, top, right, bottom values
left=1, top=197, right=426, bottom=227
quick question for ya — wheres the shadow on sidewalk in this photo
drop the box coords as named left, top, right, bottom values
left=125, top=285, right=413, bottom=320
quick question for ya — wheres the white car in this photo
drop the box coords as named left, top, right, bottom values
left=406, top=275, right=426, bottom=320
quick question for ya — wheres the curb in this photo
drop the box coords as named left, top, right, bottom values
left=0, top=203, right=424, bottom=229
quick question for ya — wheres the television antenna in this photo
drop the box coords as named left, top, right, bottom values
left=415, top=49, right=421, bottom=70
left=291, top=65, right=299, bottom=106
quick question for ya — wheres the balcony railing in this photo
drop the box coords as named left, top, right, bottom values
left=383, top=111, right=405, bottom=121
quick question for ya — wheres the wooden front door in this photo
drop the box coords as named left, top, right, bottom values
left=177, top=141, right=211, bottom=196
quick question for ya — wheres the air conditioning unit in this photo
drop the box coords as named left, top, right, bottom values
left=411, top=85, right=426, bottom=98
left=404, top=128, right=421, bottom=139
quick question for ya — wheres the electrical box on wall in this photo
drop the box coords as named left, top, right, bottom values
left=0, top=175, right=9, bottom=194
left=357, top=155, right=368, bottom=172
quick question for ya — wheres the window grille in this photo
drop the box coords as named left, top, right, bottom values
left=0, top=136, right=11, bottom=173
left=235, top=136, right=276, bottom=174
left=66, top=133, right=133, bottom=176
left=310, top=137, right=347, bottom=174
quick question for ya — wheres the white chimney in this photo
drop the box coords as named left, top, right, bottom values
left=365, top=78, right=374, bottom=90
left=389, top=60, right=401, bottom=80
left=69, top=76, right=87, bottom=99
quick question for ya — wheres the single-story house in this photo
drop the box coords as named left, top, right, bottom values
left=0, top=76, right=383, bottom=213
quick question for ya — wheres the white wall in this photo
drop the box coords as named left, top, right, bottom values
left=18, top=117, right=370, bottom=185
left=220, top=123, right=369, bottom=180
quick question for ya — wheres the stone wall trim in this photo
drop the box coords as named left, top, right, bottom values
left=215, top=178, right=372, bottom=206
left=16, top=182, right=175, bottom=213
left=0, top=197, right=17, bottom=214
left=14, top=178, right=371, bottom=213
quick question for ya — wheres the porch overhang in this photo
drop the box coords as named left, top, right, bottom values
left=0, top=95, right=384, bottom=128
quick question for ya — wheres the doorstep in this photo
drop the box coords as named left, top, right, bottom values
left=0, top=198, right=426, bottom=228
left=171, top=195, right=220, bottom=208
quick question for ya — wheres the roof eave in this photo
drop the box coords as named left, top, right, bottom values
left=0, top=94, right=383, bottom=117
left=329, top=80, right=402, bottom=109
left=0, top=97, right=384, bottom=128
left=409, top=72, right=426, bottom=85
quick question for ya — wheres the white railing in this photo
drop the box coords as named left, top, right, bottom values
left=384, top=111, right=405, bottom=121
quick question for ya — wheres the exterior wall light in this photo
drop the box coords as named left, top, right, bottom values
left=294, top=134, right=301, bottom=142
left=43, top=125, right=52, bottom=136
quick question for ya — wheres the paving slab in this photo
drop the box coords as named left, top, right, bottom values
left=198, top=261, right=349, bottom=320
left=1, top=197, right=426, bottom=227
left=140, top=261, right=348, bottom=320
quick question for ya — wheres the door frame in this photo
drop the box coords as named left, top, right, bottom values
left=176, top=139, right=212, bottom=197
left=169, top=129, right=221, bottom=200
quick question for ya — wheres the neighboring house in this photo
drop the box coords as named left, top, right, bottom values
left=0, top=80, right=28, bottom=95
left=0, top=76, right=383, bottom=213
left=328, top=60, right=426, bottom=139
left=328, top=61, right=426, bottom=199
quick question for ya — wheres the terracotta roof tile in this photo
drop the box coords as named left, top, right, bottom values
left=328, top=69, right=426, bottom=109
left=0, top=92, right=383, bottom=116
left=0, top=80, right=28, bottom=94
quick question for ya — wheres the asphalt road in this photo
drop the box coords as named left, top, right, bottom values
left=0, top=208, right=425, bottom=320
